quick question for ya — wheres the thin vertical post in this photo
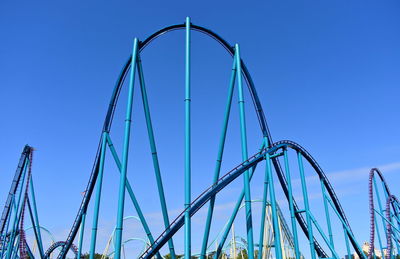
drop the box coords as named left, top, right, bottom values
left=297, top=152, right=316, bottom=259
left=78, top=212, right=86, bottom=259
left=29, top=178, right=44, bottom=259
left=373, top=177, right=387, bottom=255
left=137, top=54, right=176, bottom=259
left=114, top=37, right=139, bottom=259
left=214, top=142, right=265, bottom=259
left=258, top=140, right=269, bottom=259
left=201, top=53, right=237, bottom=259
left=235, top=43, right=254, bottom=259
left=320, top=179, right=334, bottom=252
left=89, top=132, right=108, bottom=259
left=184, top=16, right=191, bottom=259
left=106, top=135, right=162, bottom=259
left=265, top=154, right=282, bottom=259
left=0, top=195, right=14, bottom=259
left=283, top=149, right=300, bottom=259
left=343, top=227, right=351, bottom=258
left=6, top=159, right=29, bottom=259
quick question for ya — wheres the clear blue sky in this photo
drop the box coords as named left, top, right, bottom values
left=1, top=0, right=400, bottom=257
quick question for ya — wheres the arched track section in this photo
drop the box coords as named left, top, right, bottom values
left=139, top=140, right=364, bottom=259
left=368, top=168, right=400, bottom=259
left=56, top=21, right=364, bottom=259
left=45, top=241, right=78, bottom=259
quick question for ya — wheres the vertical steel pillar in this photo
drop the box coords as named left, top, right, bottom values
left=265, top=154, right=283, bottom=259
left=283, top=149, right=300, bottom=259
left=184, top=16, right=192, bottom=259
left=89, top=132, right=108, bottom=259
left=343, top=227, right=351, bottom=258
left=201, top=53, right=237, bottom=259
left=106, top=135, right=162, bottom=259
left=137, top=55, right=176, bottom=259
left=258, top=138, right=269, bottom=259
left=235, top=43, right=254, bottom=259
left=6, top=159, right=29, bottom=259
left=77, top=212, right=86, bottom=259
left=297, top=152, right=316, bottom=259
left=214, top=142, right=265, bottom=259
left=29, top=178, right=44, bottom=258
left=114, top=37, right=139, bottom=259
left=320, top=179, right=334, bottom=252
left=0, top=195, right=14, bottom=259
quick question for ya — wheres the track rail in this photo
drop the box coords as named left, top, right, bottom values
left=56, top=22, right=363, bottom=259
left=139, top=140, right=361, bottom=259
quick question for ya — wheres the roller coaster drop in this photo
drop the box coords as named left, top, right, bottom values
left=1, top=18, right=399, bottom=259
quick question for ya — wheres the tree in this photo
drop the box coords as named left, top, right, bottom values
left=81, top=253, right=111, bottom=259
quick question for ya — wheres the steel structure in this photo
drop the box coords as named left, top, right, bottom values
left=368, top=168, right=400, bottom=259
left=0, top=146, right=44, bottom=259
left=2, top=18, right=396, bottom=259
left=0, top=147, right=79, bottom=259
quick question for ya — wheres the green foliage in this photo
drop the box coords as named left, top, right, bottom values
left=81, top=253, right=110, bottom=259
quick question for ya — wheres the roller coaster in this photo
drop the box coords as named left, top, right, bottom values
left=1, top=18, right=399, bottom=259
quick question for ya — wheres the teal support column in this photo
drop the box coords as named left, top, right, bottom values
left=6, top=159, right=29, bottom=259
left=29, top=178, right=45, bottom=259
left=320, top=179, right=334, bottom=252
left=106, top=135, right=162, bottom=259
left=373, top=178, right=388, bottom=247
left=200, top=53, right=237, bottom=259
left=214, top=142, right=265, bottom=259
left=297, top=152, right=316, bottom=259
left=257, top=138, right=269, bottom=259
left=137, top=55, right=176, bottom=259
left=343, top=227, right=351, bottom=258
left=265, top=154, right=283, bottom=259
left=235, top=43, right=254, bottom=259
left=114, top=37, right=139, bottom=259
left=89, top=132, right=108, bottom=259
left=184, top=16, right=191, bottom=259
left=77, top=213, right=86, bottom=259
left=0, top=195, right=14, bottom=259
left=283, top=149, right=300, bottom=259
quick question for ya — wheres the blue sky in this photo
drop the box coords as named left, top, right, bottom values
left=1, top=0, right=400, bottom=257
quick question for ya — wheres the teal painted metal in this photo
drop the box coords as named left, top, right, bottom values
left=283, top=149, right=300, bottom=259
left=344, top=226, right=351, bottom=258
left=265, top=153, right=283, bottom=259
left=1, top=21, right=379, bottom=259
left=89, top=132, right=108, bottom=259
left=137, top=54, right=176, bottom=259
left=308, top=213, right=340, bottom=259
left=214, top=142, right=265, bottom=259
left=114, top=37, right=139, bottom=259
left=29, top=178, right=44, bottom=259
left=297, top=152, right=316, bottom=259
left=184, top=16, right=192, bottom=259
left=6, top=159, right=29, bottom=259
left=200, top=52, right=237, bottom=259
left=235, top=43, right=254, bottom=259
left=320, top=178, right=334, bottom=252
left=106, top=135, right=162, bottom=259
left=77, top=212, right=86, bottom=259
left=324, top=194, right=366, bottom=258
left=257, top=140, right=269, bottom=259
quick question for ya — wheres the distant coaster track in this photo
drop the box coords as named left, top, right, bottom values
left=368, top=168, right=400, bottom=259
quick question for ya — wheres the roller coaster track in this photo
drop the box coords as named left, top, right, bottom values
left=3, top=19, right=387, bottom=259
left=0, top=146, right=31, bottom=235
left=53, top=20, right=366, bottom=259
left=368, top=168, right=400, bottom=259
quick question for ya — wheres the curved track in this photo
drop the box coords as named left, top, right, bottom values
left=2, top=19, right=356, bottom=258
left=368, top=168, right=400, bottom=259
